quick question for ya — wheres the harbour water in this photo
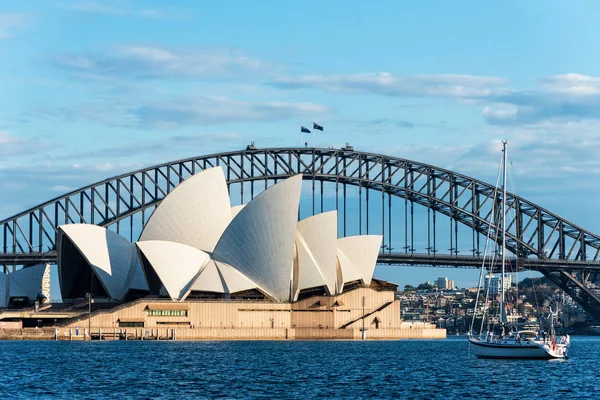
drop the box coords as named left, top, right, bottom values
left=0, top=337, right=598, bottom=399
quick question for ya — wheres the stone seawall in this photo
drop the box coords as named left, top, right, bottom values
left=1, top=327, right=446, bottom=341
left=0, top=328, right=58, bottom=340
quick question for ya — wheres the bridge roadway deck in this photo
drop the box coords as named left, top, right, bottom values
left=377, top=252, right=600, bottom=271
left=3, top=251, right=600, bottom=272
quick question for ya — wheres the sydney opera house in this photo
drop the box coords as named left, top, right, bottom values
left=2, top=167, right=443, bottom=339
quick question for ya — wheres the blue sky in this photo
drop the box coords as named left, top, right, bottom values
left=2, top=1, right=600, bottom=295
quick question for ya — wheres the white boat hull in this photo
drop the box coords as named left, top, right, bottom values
left=469, top=337, right=567, bottom=359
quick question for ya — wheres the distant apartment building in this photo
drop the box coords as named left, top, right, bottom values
left=435, top=277, right=454, bottom=289
left=485, top=273, right=511, bottom=295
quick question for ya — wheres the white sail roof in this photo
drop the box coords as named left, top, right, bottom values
left=189, top=260, right=225, bottom=293
left=335, top=257, right=344, bottom=294
left=215, top=260, right=259, bottom=294
left=188, top=260, right=258, bottom=295
left=58, top=224, right=140, bottom=301
left=136, top=240, right=209, bottom=300
left=139, top=167, right=232, bottom=253
left=213, top=175, right=303, bottom=302
left=296, top=211, right=338, bottom=294
left=294, top=234, right=326, bottom=295
left=336, top=246, right=362, bottom=291
left=129, top=258, right=150, bottom=292
left=337, top=235, right=382, bottom=287
left=8, top=264, right=49, bottom=300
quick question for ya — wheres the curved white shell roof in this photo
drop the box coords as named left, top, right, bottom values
left=294, top=234, right=325, bottom=296
left=213, top=175, right=303, bottom=302
left=337, top=235, right=382, bottom=287
left=8, top=264, right=49, bottom=300
left=58, top=224, right=140, bottom=300
left=296, top=211, right=338, bottom=295
left=189, top=260, right=258, bottom=295
left=336, top=246, right=362, bottom=291
left=136, top=240, right=209, bottom=300
left=215, top=260, right=259, bottom=294
left=140, top=167, right=232, bottom=253
left=335, top=257, right=344, bottom=294
left=189, top=260, right=224, bottom=293
left=0, top=265, right=49, bottom=308
left=129, top=259, right=150, bottom=292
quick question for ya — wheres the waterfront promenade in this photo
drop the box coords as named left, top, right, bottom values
left=1, top=324, right=444, bottom=341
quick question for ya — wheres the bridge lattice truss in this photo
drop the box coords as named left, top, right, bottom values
left=1, top=147, right=599, bottom=320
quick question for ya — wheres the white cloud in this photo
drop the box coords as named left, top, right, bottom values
left=38, top=96, right=328, bottom=129
left=270, top=73, right=507, bottom=98
left=0, top=13, right=28, bottom=39
left=59, top=1, right=170, bottom=19
left=0, top=131, right=50, bottom=156
left=54, top=132, right=245, bottom=162
left=540, top=73, right=600, bottom=96
left=53, top=45, right=271, bottom=80
left=483, top=119, right=600, bottom=177
left=483, top=73, right=600, bottom=125
left=131, top=97, right=327, bottom=128
left=270, top=70, right=600, bottom=128
left=482, top=103, right=518, bottom=120
left=51, top=185, right=74, bottom=192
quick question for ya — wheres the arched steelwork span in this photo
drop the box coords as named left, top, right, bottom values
left=1, top=146, right=599, bottom=320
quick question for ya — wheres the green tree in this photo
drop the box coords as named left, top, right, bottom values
left=417, top=282, right=434, bottom=291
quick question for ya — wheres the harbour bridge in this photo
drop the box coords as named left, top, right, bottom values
left=1, top=146, right=599, bottom=321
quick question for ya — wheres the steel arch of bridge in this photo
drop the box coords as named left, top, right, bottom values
left=1, top=147, right=599, bottom=320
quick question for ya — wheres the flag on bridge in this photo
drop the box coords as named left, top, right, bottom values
left=301, top=126, right=311, bottom=133
left=313, top=122, right=323, bottom=131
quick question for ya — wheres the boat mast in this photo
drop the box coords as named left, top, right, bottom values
left=500, top=140, right=507, bottom=324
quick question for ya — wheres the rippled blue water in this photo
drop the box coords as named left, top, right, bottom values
left=0, top=337, right=598, bottom=399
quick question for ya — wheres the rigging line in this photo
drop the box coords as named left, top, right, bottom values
left=506, top=149, right=520, bottom=317
left=501, top=146, right=516, bottom=316
left=532, top=272, right=541, bottom=321
left=472, top=167, right=502, bottom=334
left=501, top=141, right=508, bottom=325
left=474, top=150, right=504, bottom=337
left=484, top=186, right=503, bottom=335
left=485, top=151, right=506, bottom=335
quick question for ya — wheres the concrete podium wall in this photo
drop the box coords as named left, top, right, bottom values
left=48, top=287, right=446, bottom=340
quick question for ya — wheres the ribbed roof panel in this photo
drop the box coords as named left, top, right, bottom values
left=136, top=240, right=210, bottom=300
left=140, top=167, right=232, bottom=253
left=213, top=175, right=302, bottom=302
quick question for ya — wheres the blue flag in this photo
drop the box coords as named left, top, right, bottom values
left=301, top=126, right=311, bottom=133
left=313, top=122, right=323, bottom=131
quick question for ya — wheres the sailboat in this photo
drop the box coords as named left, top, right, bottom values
left=467, top=141, right=570, bottom=359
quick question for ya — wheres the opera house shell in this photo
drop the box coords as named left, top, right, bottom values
left=0, top=263, right=50, bottom=308
left=56, top=167, right=384, bottom=304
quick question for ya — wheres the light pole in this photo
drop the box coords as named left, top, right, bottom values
left=361, top=296, right=366, bottom=339
left=86, top=293, right=92, bottom=340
